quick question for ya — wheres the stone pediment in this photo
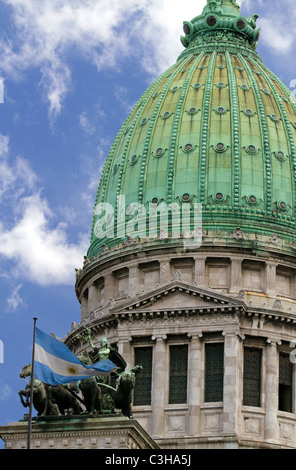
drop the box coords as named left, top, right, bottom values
left=110, top=282, right=243, bottom=317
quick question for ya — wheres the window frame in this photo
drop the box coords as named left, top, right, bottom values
left=278, top=351, right=294, bottom=413
left=243, top=346, right=263, bottom=408
left=204, top=340, right=224, bottom=403
left=133, top=345, right=153, bottom=407
left=168, top=343, right=189, bottom=405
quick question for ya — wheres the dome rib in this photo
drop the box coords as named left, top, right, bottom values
left=139, top=59, right=189, bottom=206
left=167, top=55, right=201, bottom=204
left=199, top=51, right=216, bottom=204
left=226, top=50, right=240, bottom=210
left=240, top=54, right=273, bottom=214
left=257, top=62, right=296, bottom=215
left=121, top=65, right=174, bottom=210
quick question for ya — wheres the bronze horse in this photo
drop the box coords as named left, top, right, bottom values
left=114, top=365, right=143, bottom=418
left=19, top=364, right=58, bottom=416
left=19, top=362, right=143, bottom=419
left=19, top=364, right=82, bottom=416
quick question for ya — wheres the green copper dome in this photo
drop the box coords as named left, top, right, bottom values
left=88, top=0, right=296, bottom=260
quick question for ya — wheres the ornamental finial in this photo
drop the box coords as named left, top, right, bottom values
left=204, top=0, right=240, bottom=15
left=180, top=0, right=260, bottom=52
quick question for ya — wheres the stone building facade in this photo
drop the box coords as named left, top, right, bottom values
left=64, top=0, right=296, bottom=449
left=69, top=235, right=296, bottom=448
left=3, top=0, right=296, bottom=450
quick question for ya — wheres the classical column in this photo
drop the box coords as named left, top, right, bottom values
left=194, top=257, right=206, bottom=287
left=151, top=335, right=167, bottom=438
left=264, top=339, right=279, bottom=442
left=159, top=260, right=171, bottom=285
left=129, top=265, right=140, bottom=296
left=222, top=331, right=243, bottom=436
left=81, top=289, right=88, bottom=320
left=265, top=262, right=277, bottom=296
left=117, top=337, right=133, bottom=369
left=102, top=272, right=115, bottom=307
left=88, top=283, right=98, bottom=312
left=187, top=334, right=202, bottom=436
left=230, top=258, right=242, bottom=293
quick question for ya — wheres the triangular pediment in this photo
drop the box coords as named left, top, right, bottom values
left=110, top=281, right=243, bottom=316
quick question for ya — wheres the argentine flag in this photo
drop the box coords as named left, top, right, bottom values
left=34, top=328, right=117, bottom=386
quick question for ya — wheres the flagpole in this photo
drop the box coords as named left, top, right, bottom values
left=27, top=317, right=37, bottom=450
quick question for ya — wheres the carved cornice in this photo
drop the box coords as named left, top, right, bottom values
left=116, top=311, right=240, bottom=333
left=65, top=315, right=118, bottom=349
left=110, top=281, right=243, bottom=313
left=245, top=310, right=296, bottom=326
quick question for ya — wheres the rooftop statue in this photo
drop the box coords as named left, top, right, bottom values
left=19, top=364, right=82, bottom=417
left=114, top=366, right=143, bottom=419
left=19, top=332, right=142, bottom=420
left=204, top=0, right=239, bottom=14
left=76, top=352, right=103, bottom=415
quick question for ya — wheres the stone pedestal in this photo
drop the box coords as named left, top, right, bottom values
left=0, top=415, right=159, bottom=450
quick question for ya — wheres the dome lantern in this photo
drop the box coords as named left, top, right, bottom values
left=181, top=0, right=260, bottom=53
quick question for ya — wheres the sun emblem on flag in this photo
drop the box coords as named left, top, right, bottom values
left=67, top=366, right=78, bottom=375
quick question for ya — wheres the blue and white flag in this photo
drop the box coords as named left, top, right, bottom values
left=34, top=328, right=117, bottom=386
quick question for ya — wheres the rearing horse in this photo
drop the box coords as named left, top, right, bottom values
left=19, top=363, right=82, bottom=416
left=114, top=365, right=143, bottom=418
left=19, top=364, right=58, bottom=416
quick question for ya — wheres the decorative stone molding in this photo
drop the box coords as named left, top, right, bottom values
left=268, top=234, right=279, bottom=245
left=0, top=416, right=159, bottom=450
left=231, top=227, right=244, bottom=240
left=243, top=417, right=261, bottom=435
left=273, top=299, right=283, bottom=310
left=124, top=236, right=136, bottom=247
left=172, top=270, right=182, bottom=281
left=201, top=409, right=223, bottom=434
left=279, top=422, right=294, bottom=441
left=100, top=244, right=110, bottom=255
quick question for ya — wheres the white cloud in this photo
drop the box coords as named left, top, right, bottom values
left=0, top=0, right=272, bottom=117
left=0, top=133, right=88, bottom=289
left=0, top=0, right=295, bottom=293
left=0, top=134, right=9, bottom=158
left=40, top=61, right=72, bottom=119
left=2, top=0, right=290, bottom=119
left=0, top=0, right=205, bottom=118
left=0, top=0, right=146, bottom=118
left=237, top=0, right=296, bottom=55
left=6, top=284, right=25, bottom=312
left=258, top=2, right=296, bottom=55
left=79, top=111, right=97, bottom=136
left=0, top=192, right=88, bottom=286
left=259, top=18, right=293, bottom=54
left=0, top=135, right=37, bottom=202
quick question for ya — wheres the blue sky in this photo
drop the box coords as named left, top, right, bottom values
left=0, top=0, right=295, bottom=443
